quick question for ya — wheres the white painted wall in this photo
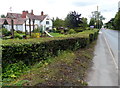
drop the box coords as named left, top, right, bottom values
left=4, top=25, right=23, bottom=31
left=3, top=15, right=53, bottom=32
left=41, top=16, right=53, bottom=30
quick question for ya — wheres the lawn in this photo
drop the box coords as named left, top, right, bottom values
left=49, top=33, right=65, bottom=37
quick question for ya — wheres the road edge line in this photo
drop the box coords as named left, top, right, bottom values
left=103, top=32, right=118, bottom=70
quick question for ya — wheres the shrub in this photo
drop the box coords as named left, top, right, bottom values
left=1, top=28, right=11, bottom=36
left=14, top=31, right=22, bottom=39
left=68, top=29, right=76, bottom=34
left=16, top=30, right=23, bottom=34
left=31, top=33, right=40, bottom=38
left=3, top=61, right=28, bottom=78
left=74, top=28, right=83, bottom=32
left=52, top=28, right=57, bottom=33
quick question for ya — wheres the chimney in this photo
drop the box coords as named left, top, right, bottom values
left=26, top=10, right=28, bottom=13
left=41, top=11, right=44, bottom=16
left=21, top=10, right=27, bottom=18
left=31, top=10, right=34, bottom=15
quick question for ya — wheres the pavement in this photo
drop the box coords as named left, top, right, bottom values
left=86, top=29, right=118, bottom=86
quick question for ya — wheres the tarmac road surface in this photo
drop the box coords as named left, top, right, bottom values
left=86, top=29, right=118, bottom=86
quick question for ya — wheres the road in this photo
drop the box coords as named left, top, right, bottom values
left=86, top=29, right=118, bottom=86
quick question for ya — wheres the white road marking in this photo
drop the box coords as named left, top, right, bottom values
left=102, top=32, right=118, bottom=70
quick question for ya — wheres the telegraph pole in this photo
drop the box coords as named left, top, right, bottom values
left=97, top=5, right=99, bottom=29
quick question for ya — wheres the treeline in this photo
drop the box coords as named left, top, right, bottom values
left=52, top=11, right=104, bottom=33
left=105, top=10, right=120, bottom=30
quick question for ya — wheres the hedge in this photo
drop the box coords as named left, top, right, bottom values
left=2, top=29, right=99, bottom=78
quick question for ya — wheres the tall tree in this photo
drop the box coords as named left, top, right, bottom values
left=80, top=17, right=88, bottom=29
left=105, top=18, right=115, bottom=29
left=89, top=18, right=96, bottom=27
left=114, top=11, right=120, bottom=30
left=89, top=11, right=105, bottom=29
left=53, top=17, right=65, bottom=28
left=65, top=11, right=82, bottom=28
left=1, top=14, right=6, bottom=18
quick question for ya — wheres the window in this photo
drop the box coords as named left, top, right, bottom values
left=46, top=21, right=49, bottom=25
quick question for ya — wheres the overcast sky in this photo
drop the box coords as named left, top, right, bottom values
left=0, top=0, right=119, bottom=23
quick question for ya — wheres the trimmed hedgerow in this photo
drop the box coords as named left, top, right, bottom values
left=2, top=29, right=99, bottom=78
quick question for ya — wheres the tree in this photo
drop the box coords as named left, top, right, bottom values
left=89, top=11, right=105, bottom=29
left=1, top=14, right=6, bottom=18
left=89, top=18, right=95, bottom=27
left=114, top=11, right=120, bottom=30
left=65, top=11, right=82, bottom=28
left=105, top=18, right=115, bottom=29
left=53, top=17, right=65, bottom=28
left=80, top=17, right=88, bottom=29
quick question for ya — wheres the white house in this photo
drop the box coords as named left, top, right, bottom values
left=0, top=10, right=53, bottom=32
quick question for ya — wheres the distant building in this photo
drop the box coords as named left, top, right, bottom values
left=0, top=10, right=53, bottom=32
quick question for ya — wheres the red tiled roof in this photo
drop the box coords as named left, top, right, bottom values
left=7, top=12, right=47, bottom=21
left=6, top=13, right=22, bottom=19
left=1, top=11, right=47, bottom=25
left=6, top=18, right=26, bottom=25
left=26, top=14, right=47, bottom=21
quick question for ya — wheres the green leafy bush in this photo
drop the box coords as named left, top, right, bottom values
left=68, top=29, right=76, bottom=34
left=3, top=61, right=28, bottom=78
left=16, top=30, right=23, bottom=34
left=1, top=28, right=11, bottom=36
left=14, top=31, right=22, bottom=39
left=74, top=28, right=83, bottom=32
left=31, top=33, right=40, bottom=38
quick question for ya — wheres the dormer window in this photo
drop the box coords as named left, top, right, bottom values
left=46, top=21, right=49, bottom=25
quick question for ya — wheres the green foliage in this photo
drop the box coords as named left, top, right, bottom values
left=114, top=11, right=120, bottom=30
left=68, top=29, right=76, bottom=34
left=3, top=61, right=29, bottom=78
left=49, top=33, right=65, bottom=37
left=31, top=33, right=40, bottom=38
left=16, top=30, right=23, bottom=34
left=65, top=11, right=83, bottom=28
left=1, top=28, right=11, bottom=36
left=105, top=18, right=115, bottom=29
left=89, top=11, right=105, bottom=29
left=52, top=28, right=57, bottom=33
left=74, top=28, right=83, bottom=32
left=89, top=18, right=95, bottom=27
left=14, top=31, right=22, bottom=39
left=2, top=29, right=99, bottom=80
left=80, top=17, right=88, bottom=30
left=1, top=14, right=6, bottom=18
left=53, top=17, right=65, bottom=28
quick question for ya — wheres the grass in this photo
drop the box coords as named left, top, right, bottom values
left=49, top=33, right=65, bottom=37
left=4, top=41, right=97, bottom=86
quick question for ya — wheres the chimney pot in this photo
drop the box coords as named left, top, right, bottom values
left=41, top=11, right=44, bottom=16
left=22, top=10, right=27, bottom=18
left=31, top=10, right=34, bottom=15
